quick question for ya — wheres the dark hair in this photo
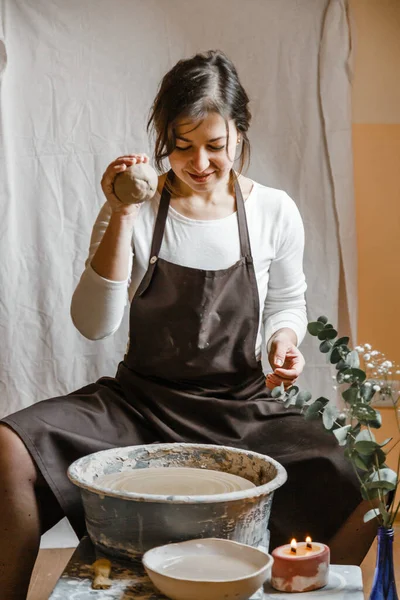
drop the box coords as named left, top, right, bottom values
left=147, top=50, right=251, bottom=176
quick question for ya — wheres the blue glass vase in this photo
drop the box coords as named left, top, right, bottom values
left=370, top=527, right=398, bottom=600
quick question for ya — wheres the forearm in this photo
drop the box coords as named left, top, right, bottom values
left=90, top=211, right=137, bottom=281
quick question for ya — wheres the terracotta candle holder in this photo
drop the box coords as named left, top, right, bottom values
left=271, top=538, right=330, bottom=592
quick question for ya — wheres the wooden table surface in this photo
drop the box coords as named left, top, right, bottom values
left=43, top=537, right=364, bottom=600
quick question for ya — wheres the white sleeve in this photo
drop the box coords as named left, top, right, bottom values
left=263, top=193, right=308, bottom=350
left=70, top=202, right=133, bottom=340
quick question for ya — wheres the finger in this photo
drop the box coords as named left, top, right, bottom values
left=112, top=156, right=137, bottom=166
left=274, top=367, right=302, bottom=379
left=266, top=373, right=297, bottom=389
left=269, top=340, right=289, bottom=369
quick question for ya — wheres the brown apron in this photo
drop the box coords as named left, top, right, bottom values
left=2, top=171, right=361, bottom=548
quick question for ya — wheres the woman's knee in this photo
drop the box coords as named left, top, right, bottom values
left=0, top=423, right=38, bottom=485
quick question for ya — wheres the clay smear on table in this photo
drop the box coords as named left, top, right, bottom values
left=96, top=467, right=255, bottom=495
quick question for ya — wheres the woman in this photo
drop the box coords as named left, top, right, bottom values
left=0, top=50, right=374, bottom=598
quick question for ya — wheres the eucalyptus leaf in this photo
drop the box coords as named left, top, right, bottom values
left=288, top=386, right=299, bottom=398
left=283, top=396, right=295, bottom=408
left=373, top=447, right=387, bottom=466
left=366, top=467, right=398, bottom=488
left=333, top=336, right=350, bottom=348
left=342, top=386, right=359, bottom=405
left=336, top=369, right=349, bottom=383
left=319, top=340, right=332, bottom=353
left=338, top=368, right=366, bottom=385
left=333, top=424, right=351, bottom=445
left=361, top=485, right=381, bottom=501
left=365, top=480, right=396, bottom=491
left=353, top=453, right=373, bottom=471
left=355, top=429, right=376, bottom=443
left=308, top=321, right=324, bottom=336
left=354, top=440, right=380, bottom=455
left=336, top=359, right=349, bottom=371
left=322, top=402, right=339, bottom=430
left=316, top=396, right=330, bottom=407
left=363, top=508, right=381, bottom=523
left=317, top=316, right=328, bottom=324
left=379, top=438, right=392, bottom=448
left=271, top=383, right=285, bottom=399
left=354, top=404, right=378, bottom=422
left=296, top=390, right=312, bottom=404
left=318, top=328, right=338, bottom=341
left=304, top=400, right=324, bottom=421
left=360, top=383, right=376, bottom=403
left=347, top=350, right=360, bottom=369
left=330, top=347, right=342, bottom=364
left=369, top=412, right=382, bottom=429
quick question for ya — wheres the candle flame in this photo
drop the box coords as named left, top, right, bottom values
left=290, top=538, right=297, bottom=553
left=306, top=536, right=312, bottom=549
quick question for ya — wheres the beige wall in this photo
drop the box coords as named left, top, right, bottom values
left=351, top=0, right=400, bottom=362
left=350, top=0, right=400, bottom=515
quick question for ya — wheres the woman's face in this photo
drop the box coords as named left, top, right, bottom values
left=169, top=112, right=239, bottom=193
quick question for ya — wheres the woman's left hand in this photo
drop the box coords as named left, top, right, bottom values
left=265, top=331, right=305, bottom=390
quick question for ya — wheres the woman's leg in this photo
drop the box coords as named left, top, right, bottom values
left=0, top=424, right=63, bottom=600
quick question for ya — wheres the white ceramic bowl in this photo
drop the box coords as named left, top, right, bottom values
left=142, top=537, right=273, bottom=600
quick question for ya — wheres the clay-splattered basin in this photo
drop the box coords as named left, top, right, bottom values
left=68, top=443, right=287, bottom=560
left=142, top=538, right=273, bottom=600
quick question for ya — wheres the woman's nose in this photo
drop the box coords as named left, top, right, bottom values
left=190, top=148, right=210, bottom=173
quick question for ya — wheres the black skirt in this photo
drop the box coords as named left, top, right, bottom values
left=1, top=372, right=361, bottom=549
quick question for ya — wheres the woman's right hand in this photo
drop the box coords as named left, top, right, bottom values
left=101, top=154, right=149, bottom=216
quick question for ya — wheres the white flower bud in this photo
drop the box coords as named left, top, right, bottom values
left=373, top=385, right=381, bottom=392
left=344, top=375, right=350, bottom=381
left=364, top=343, right=372, bottom=350
left=396, top=370, right=400, bottom=375
left=366, top=363, right=374, bottom=369
left=371, top=351, right=379, bottom=356
left=355, top=346, right=364, bottom=353
left=364, top=382, right=372, bottom=387
left=363, top=353, right=371, bottom=361
left=338, top=413, right=346, bottom=420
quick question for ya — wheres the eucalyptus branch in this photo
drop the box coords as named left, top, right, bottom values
left=276, top=316, right=400, bottom=530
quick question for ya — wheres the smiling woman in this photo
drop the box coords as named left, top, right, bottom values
left=0, top=49, right=374, bottom=599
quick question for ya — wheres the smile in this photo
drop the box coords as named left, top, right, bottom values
left=188, top=172, right=215, bottom=183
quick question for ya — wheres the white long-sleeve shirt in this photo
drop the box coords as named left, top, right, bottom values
left=71, top=181, right=307, bottom=359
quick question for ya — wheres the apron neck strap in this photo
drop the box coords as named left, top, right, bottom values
left=234, top=175, right=252, bottom=258
left=149, top=170, right=252, bottom=260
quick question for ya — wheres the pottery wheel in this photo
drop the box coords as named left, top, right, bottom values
left=96, top=467, right=255, bottom=496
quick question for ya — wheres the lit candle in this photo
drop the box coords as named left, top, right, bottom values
left=271, top=537, right=330, bottom=593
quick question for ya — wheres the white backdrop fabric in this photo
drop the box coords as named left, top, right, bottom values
left=0, top=0, right=357, bottom=418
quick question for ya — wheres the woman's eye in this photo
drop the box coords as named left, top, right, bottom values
left=175, top=145, right=225, bottom=152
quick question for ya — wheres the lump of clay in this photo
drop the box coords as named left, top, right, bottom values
left=113, top=162, right=158, bottom=204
